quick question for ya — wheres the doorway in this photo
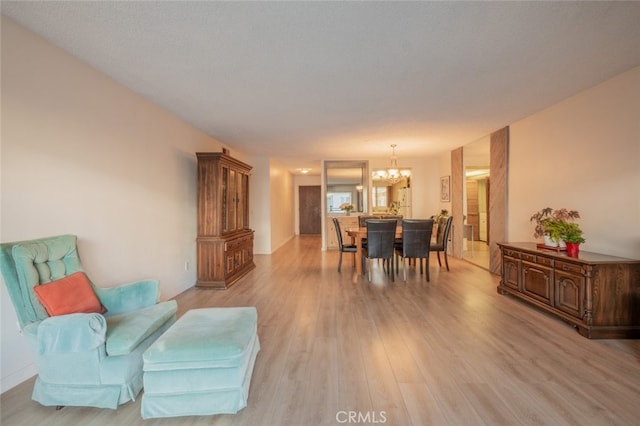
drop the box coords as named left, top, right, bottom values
left=464, top=176, right=490, bottom=270
left=299, top=185, right=321, bottom=234
left=462, top=137, right=490, bottom=270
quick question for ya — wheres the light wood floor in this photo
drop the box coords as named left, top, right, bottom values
left=463, top=240, right=490, bottom=271
left=3, top=235, right=640, bottom=425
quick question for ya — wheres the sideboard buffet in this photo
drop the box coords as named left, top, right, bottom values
left=196, top=152, right=254, bottom=289
left=498, top=242, right=640, bottom=339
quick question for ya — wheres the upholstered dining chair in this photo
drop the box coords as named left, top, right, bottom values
left=363, top=220, right=396, bottom=282
left=332, top=218, right=357, bottom=272
left=395, top=219, right=434, bottom=282
left=431, top=216, right=454, bottom=271
left=357, top=215, right=378, bottom=250
left=0, top=234, right=178, bottom=409
left=358, top=215, right=379, bottom=227
left=385, top=215, right=404, bottom=244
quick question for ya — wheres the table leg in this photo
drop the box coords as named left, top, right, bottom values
left=355, top=235, right=363, bottom=275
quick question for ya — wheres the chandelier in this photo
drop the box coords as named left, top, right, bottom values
left=373, top=144, right=411, bottom=184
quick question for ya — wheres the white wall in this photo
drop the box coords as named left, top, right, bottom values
left=248, top=158, right=295, bottom=254
left=508, top=66, right=640, bottom=258
left=0, top=17, right=233, bottom=391
left=436, top=152, right=453, bottom=215
left=249, top=156, right=272, bottom=254
left=269, top=160, right=295, bottom=252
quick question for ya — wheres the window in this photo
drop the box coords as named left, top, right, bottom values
left=372, top=187, right=388, bottom=208
left=327, top=192, right=352, bottom=213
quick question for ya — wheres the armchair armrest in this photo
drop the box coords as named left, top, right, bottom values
left=37, top=313, right=107, bottom=354
left=95, top=279, right=159, bottom=316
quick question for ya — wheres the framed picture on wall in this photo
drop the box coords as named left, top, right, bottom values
left=440, top=176, right=450, bottom=202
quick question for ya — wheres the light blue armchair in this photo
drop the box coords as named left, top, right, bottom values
left=0, top=235, right=177, bottom=409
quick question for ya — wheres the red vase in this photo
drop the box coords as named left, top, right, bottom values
left=565, top=242, right=580, bottom=257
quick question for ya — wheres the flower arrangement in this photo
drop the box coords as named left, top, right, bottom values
left=339, top=203, right=355, bottom=214
left=530, top=207, right=581, bottom=245
left=431, top=209, right=449, bottom=223
left=388, top=201, right=400, bottom=215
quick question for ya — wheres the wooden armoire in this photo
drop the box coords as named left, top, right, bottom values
left=196, top=152, right=255, bottom=289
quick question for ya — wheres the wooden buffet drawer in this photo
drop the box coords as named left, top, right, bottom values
left=536, top=256, right=553, bottom=267
left=521, top=253, right=536, bottom=262
left=555, top=260, right=584, bottom=275
left=503, top=249, right=520, bottom=259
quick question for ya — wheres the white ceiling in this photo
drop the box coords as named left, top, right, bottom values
left=3, top=1, right=640, bottom=174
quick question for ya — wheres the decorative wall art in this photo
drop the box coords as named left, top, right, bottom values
left=440, top=176, right=451, bottom=202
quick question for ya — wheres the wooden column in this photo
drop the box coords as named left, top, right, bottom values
left=489, top=127, right=509, bottom=275
left=451, top=147, right=464, bottom=259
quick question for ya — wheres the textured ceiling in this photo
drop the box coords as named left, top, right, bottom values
left=3, top=1, right=640, bottom=173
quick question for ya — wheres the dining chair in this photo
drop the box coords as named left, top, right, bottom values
left=358, top=215, right=379, bottom=227
left=363, top=220, right=396, bottom=282
left=395, top=219, right=434, bottom=281
left=431, top=216, right=453, bottom=271
left=332, top=217, right=357, bottom=272
left=386, top=215, right=404, bottom=243
left=357, top=215, right=377, bottom=250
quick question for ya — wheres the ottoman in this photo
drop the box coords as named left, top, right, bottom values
left=141, top=307, right=260, bottom=419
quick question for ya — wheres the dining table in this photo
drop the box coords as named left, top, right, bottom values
left=346, top=226, right=403, bottom=275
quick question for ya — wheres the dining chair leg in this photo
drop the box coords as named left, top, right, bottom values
left=368, top=259, right=372, bottom=282
left=402, top=256, right=407, bottom=282
left=437, top=252, right=442, bottom=267
left=426, top=259, right=430, bottom=282
left=390, top=257, right=394, bottom=282
left=337, top=252, right=343, bottom=272
left=444, top=252, right=449, bottom=271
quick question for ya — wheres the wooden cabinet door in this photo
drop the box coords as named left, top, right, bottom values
left=222, top=167, right=249, bottom=233
left=502, top=255, right=520, bottom=291
left=221, top=165, right=229, bottom=233
left=226, top=250, right=236, bottom=276
left=225, top=237, right=242, bottom=276
left=522, top=261, right=553, bottom=304
left=554, top=267, right=585, bottom=319
left=227, top=168, right=237, bottom=232
left=237, top=171, right=249, bottom=230
left=241, top=236, right=253, bottom=267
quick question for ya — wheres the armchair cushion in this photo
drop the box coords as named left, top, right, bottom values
left=11, top=235, right=84, bottom=322
left=33, top=272, right=106, bottom=316
left=105, top=300, right=177, bottom=356
left=37, top=313, right=107, bottom=354
left=95, top=279, right=159, bottom=316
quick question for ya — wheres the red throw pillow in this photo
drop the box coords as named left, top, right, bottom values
left=33, top=272, right=106, bottom=316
